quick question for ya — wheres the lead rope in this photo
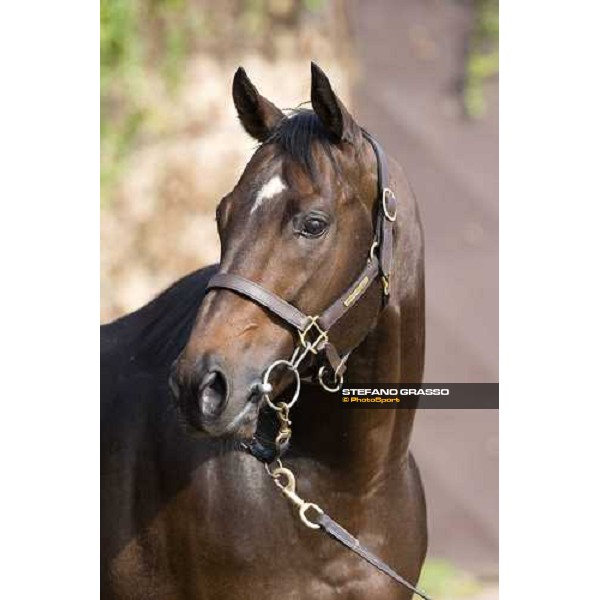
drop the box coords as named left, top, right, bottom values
left=264, top=459, right=432, bottom=600
left=255, top=339, right=432, bottom=600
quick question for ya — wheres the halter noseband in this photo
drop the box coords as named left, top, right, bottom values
left=206, top=133, right=397, bottom=386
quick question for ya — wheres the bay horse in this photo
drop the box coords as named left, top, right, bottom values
left=101, top=63, right=427, bottom=599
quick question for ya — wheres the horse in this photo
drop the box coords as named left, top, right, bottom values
left=101, top=62, right=427, bottom=599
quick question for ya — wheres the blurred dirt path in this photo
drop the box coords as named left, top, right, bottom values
left=347, top=0, right=498, bottom=576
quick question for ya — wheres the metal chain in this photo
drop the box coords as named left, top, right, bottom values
left=258, top=320, right=342, bottom=412
left=253, top=319, right=346, bottom=453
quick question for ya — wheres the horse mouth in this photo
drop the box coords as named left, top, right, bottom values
left=171, top=383, right=263, bottom=440
left=169, top=364, right=294, bottom=451
left=219, top=400, right=260, bottom=438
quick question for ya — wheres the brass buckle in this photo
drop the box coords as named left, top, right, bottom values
left=382, top=274, right=390, bottom=296
left=382, top=188, right=397, bottom=222
left=298, top=316, right=328, bottom=354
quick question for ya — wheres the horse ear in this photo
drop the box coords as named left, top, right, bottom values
left=232, top=67, right=285, bottom=142
left=310, top=62, right=357, bottom=143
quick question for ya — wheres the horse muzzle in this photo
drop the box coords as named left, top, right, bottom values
left=169, top=354, right=272, bottom=439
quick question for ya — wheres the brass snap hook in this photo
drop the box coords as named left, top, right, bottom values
left=275, top=402, right=292, bottom=447
left=267, top=464, right=323, bottom=530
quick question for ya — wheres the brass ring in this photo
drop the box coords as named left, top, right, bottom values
left=318, top=366, right=344, bottom=393
left=261, top=359, right=301, bottom=410
left=369, top=240, right=379, bottom=262
left=382, top=188, right=397, bottom=222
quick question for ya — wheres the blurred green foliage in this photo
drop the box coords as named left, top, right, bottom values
left=464, top=0, right=499, bottom=118
left=101, top=0, right=140, bottom=196
left=418, top=559, right=483, bottom=598
left=101, top=0, right=493, bottom=200
left=100, top=0, right=322, bottom=201
left=101, top=0, right=212, bottom=198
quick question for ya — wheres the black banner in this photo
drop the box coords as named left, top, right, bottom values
left=327, top=383, right=499, bottom=409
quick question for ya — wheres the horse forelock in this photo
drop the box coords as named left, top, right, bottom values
left=263, top=109, right=341, bottom=179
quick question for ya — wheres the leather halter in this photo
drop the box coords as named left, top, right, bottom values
left=206, top=133, right=397, bottom=381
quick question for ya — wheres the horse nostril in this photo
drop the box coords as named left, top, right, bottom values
left=198, top=370, right=228, bottom=418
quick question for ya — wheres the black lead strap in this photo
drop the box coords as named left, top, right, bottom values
left=266, top=461, right=432, bottom=599
left=316, top=513, right=432, bottom=600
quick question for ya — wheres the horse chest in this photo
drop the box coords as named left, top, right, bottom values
left=110, top=452, right=420, bottom=600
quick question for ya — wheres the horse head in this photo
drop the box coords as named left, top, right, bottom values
left=170, top=63, right=384, bottom=442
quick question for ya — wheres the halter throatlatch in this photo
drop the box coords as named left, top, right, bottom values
left=204, top=134, right=432, bottom=600
left=206, top=134, right=396, bottom=458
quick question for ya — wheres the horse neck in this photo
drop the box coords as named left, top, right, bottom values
left=291, top=302, right=416, bottom=490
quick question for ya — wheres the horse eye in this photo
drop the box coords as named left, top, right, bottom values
left=299, top=214, right=329, bottom=238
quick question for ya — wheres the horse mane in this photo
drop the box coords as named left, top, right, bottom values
left=102, top=265, right=218, bottom=369
left=264, top=109, right=339, bottom=177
